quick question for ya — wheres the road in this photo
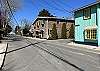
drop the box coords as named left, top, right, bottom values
left=1, top=35, right=100, bottom=71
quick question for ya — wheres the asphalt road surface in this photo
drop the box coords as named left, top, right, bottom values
left=1, top=35, right=100, bottom=71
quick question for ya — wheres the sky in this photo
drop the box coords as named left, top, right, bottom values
left=14, top=0, right=96, bottom=26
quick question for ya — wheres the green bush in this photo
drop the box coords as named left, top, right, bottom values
left=50, top=23, right=58, bottom=40
left=61, top=23, right=67, bottom=39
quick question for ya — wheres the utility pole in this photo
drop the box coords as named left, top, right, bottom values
left=0, top=0, right=4, bottom=41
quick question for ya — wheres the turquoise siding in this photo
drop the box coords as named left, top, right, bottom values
left=75, top=6, right=97, bottom=43
left=97, top=4, right=100, bottom=46
left=75, top=10, right=84, bottom=42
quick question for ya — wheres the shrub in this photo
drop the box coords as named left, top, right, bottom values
left=61, top=23, right=67, bottom=39
left=50, top=23, right=58, bottom=40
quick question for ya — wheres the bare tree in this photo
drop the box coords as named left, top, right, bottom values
left=1, top=0, right=21, bottom=19
left=2, top=0, right=21, bottom=12
left=20, top=19, right=31, bottom=36
left=0, top=0, right=21, bottom=41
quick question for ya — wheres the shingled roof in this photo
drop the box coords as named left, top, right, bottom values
left=74, top=1, right=100, bottom=12
left=32, top=17, right=74, bottom=25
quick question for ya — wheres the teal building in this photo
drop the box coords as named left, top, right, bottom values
left=74, top=1, right=100, bottom=46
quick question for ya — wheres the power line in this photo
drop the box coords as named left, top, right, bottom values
left=39, top=0, right=66, bottom=17
left=0, top=0, right=6, bottom=16
left=31, top=0, right=73, bottom=15
left=1, top=0, right=19, bottom=26
left=0, top=0, right=14, bottom=24
left=54, top=0, right=74, bottom=9
left=50, top=0, right=73, bottom=14
left=40, top=0, right=73, bottom=15
left=6, top=0, right=19, bottom=26
left=31, top=0, right=40, bottom=12
left=39, top=0, right=66, bottom=12
left=31, top=0, right=64, bottom=16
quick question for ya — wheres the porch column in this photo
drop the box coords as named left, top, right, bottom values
left=97, top=4, right=100, bottom=46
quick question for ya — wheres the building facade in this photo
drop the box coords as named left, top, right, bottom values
left=74, top=1, right=100, bottom=46
left=30, top=17, right=74, bottom=39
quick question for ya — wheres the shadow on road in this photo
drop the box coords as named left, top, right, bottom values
left=6, top=41, right=44, bottom=54
left=33, top=44, right=84, bottom=71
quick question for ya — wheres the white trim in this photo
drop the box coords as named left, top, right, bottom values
left=85, top=26, right=97, bottom=30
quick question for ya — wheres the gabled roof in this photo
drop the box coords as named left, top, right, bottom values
left=74, top=1, right=100, bottom=12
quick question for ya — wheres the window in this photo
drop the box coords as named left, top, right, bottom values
left=34, top=27, right=36, bottom=29
left=39, top=21, right=41, bottom=25
left=86, top=30, right=90, bottom=39
left=92, top=30, right=97, bottom=39
left=50, top=30, right=52, bottom=34
left=83, top=8, right=91, bottom=20
left=57, top=21, right=59, bottom=24
left=36, top=31, right=39, bottom=35
left=41, top=24, right=44, bottom=27
left=48, top=29, right=49, bottom=35
left=37, top=25, right=39, bottom=28
left=37, top=23, right=39, bottom=28
left=43, top=19, right=45, bottom=24
left=85, top=29, right=97, bottom=40
left=41, top=20, right=45, bottom=27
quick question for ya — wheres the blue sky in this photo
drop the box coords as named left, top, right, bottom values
left=14, top=0, right=95, bottom=26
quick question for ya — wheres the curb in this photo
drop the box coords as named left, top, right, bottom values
left=24, top=37, right=46, bottom=40
left=67, top=42, right=100, bottom=52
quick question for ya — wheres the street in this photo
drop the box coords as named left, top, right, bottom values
left=1, top=0, right=100, bottom=71
left=1, top=36, right=100, bottom=71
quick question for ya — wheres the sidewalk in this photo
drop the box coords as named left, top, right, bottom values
left=0, top=43, right=7, bottom=67
left=67, top=42, right=100, bottom=51
left=24, top=37, right=46, bottom=41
